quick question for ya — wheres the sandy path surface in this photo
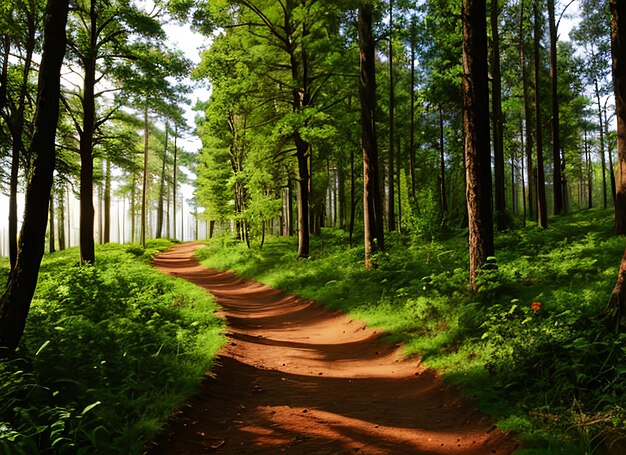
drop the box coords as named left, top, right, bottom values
left=147, top=243, right=518, bottom=454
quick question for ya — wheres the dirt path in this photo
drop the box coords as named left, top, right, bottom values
left=147, top=243, right=518, bottom=454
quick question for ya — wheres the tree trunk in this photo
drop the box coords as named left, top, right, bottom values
left=173, top=125, right=178, bottom=240
left=603, top=248, right=626, bottom=333
left=439, top=108, right=448, bottom=215
left=548, top=0, right=564, bottom=215
left=0, top=0, right=68, bottom=351
left=387, top=0, right=396, bottom=232
left=296, top=135, right=310, bottom=257
left=288, top=178, right=294, bottom=236
left=520, top=0, right=535, bottom=222
left=359, top=1, right=384, bottom=269
left=104, top=158, right=111, bottom=243
left=596, top=79, right=609, bottom=209
left=491, top=0, right=506, bottom=228
left=156, top=123, right=168, bottom=238
left=409, top=18, right=417, bottom=202
left=49, top=196, right=55, bottom=253
left=585, top=129, right=593, bottom=209
left=130, top=171, right=136, bottom=243
left=396, top=136, right=402, bottom=231
left=612, top=0, right=626, bottom=234
left=58, top=187, right=65, bottom=250
left=166, top=183, right=171, bottom=238
left=79, top=0, right=97, bottom=263
left=98, top=169, right=103, bottom=244
left=349, top=147, right=356, bottom=247
left=606, top=107, right=617, bottom=204
left=463, top=0, right=495, bottom=291
left=141, top=105, right=149, bottom=247
left=5, top=10, right=35, bottom=270
left=534, top=2, right=548, bottom=228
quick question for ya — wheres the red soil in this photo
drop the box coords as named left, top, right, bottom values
left=146, top=243, right=519, bottom=454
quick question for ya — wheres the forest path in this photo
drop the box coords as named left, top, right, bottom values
left=147, top=243, right=518, bottom=455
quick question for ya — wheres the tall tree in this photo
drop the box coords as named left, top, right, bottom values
left=534, top=1, right=548, bottom=228
left=387, top=0, right=396, bottom=232
left=604, top=0, right=626, bottom=331
left=0, top=0, right=69, bottom=351
left=64, top=0, right=172, bottom=262
left=548, top=0, right=564, bottom=214
left=491, top=0, right=506, bottom=228
left=360, top=0, right=385, bottom=269
left=463, top=0, right=494, bottom=290
left=519, top=0, right=535, bottom=222
left=0, top=1, right=42, bottom=269
left=612, top=0, right=626, bottom=234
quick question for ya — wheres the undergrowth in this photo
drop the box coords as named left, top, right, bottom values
left=0, top=240, right=225, bottom=454
left=197, top=208, right=626, bottom=453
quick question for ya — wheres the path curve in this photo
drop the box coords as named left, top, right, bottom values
left=147, top=243, right=518, bottom=454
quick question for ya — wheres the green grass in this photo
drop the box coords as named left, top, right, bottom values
left=197, top=208, right=626, bottom=453
left=0, top=240, right=226, bottom=454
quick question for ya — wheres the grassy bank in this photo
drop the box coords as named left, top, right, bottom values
left=197, top=209, right=626, bottom=453
left=0, top=240, right=225, bottom=454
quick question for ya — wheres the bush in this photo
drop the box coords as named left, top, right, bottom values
left=0, top=242, right=225, bottom=454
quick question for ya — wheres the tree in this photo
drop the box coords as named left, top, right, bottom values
left=534, top=1, right=548, bottom=228
left=63, top=0, right=174, bottom=261
left=359, top=1, right=385, bottom=269
left=387, top=0, right=396, bottom=232
left=491, top=0, right=506, bottom=228
left=462, top=0, right=494, bottom=290
left=0, top=1, right=43, bottom=269
left=613, top=0, right=626, bottom=234
left=0, top=0, right=69, bottom=351
left=548, top=0, right=564, bottom=214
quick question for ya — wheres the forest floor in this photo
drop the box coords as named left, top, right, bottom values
left=147, top=243, right=518, bottom=454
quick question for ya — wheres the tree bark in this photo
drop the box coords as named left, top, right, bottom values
left=463, top=0, right=494, bottom=291
left=612, top=0, right=626, bottom=234
left=349, top=148, right=356, bottom=247
left=534, top=2, right=548, bottom=228
left=409, top=19, right=417, bottom=203
left=79, top=0, right=97, bottom=263
left=359, top=1, right=384, bottom=269
left=130, top=171, right=136, bottom=243
left=604, top=248, right=626, bottom=333
left=491, top=0, right=506, bottom=228
left=156, top=124, right=168, bottom=239
left=387, top=0, right=396, bottom=232
left=173, top=125, right=178, bottom=240
left=0, top=0, right=69, bottom=351
left=520, top=0, right=535, bottom=222
left=596, top=79, right=609, bottom=209
left=606, top=107, right=617, bottom=204
left=295, top=135, right=310, bottom=257
left=585, top=129, right=593, bottom=209
left=548, top=0, right=564, bottom=215
left=49, top=196, right=55, bottom=253
left=141, top=105, right=149, bottom=247
left=6, top=10, right=36, bottom=270
left=58, top=187, right=65, bottom=250
left=104, top=159, right=111, bottom=243
left=439, top=108, right=448, bottom=215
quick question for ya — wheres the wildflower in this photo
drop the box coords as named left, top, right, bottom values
left=531, top=301, right=541, bottom=312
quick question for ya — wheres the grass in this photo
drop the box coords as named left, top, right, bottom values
left=0, top=239, right=226, bottom=454
left=196, top=208, right=626, bottom=453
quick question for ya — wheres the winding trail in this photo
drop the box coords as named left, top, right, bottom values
left=147, top=243, right=518, bottom=454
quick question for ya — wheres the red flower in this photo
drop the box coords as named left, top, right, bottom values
left=531, top=301, right=541, bottom=312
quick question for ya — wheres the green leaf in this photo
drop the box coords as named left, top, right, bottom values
left=35, top=340, right=51, bottom=356
left=81, top=401, right=102, bottom=416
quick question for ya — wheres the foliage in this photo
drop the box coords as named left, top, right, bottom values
left=0, top=241, right=225, bottom=454
left=197, top=209, right=626, bottom=452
